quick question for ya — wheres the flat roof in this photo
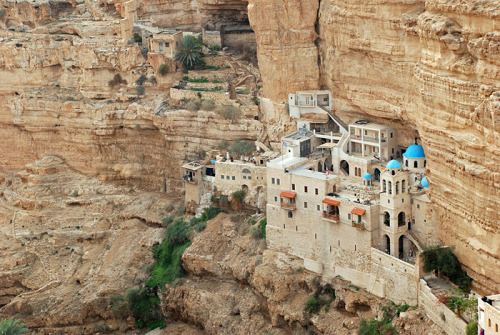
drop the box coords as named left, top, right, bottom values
left=284, top=130, right=314, bottom=141
left=268, top=156, right=307, bottom=169
left=295, top=90, right=331, bottom=95
left=349, top=121, right=394, bottom=130
left=289, top=164, right=337, bottom=181
left=182, top=162, right=204, bottom=171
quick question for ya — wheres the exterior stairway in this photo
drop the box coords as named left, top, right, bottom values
left=319, top=106, right=348, bottom=132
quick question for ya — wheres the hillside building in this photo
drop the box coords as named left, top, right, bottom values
left=148, top=30, right=183, bottom=58
left=479, top=294, right=500, bottom=335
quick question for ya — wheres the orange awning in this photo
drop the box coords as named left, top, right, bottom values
left=280, top=191, right=297, bottom=199
left=351, top=208, right=366, bottom=216
left=322, top=198, right=340, bottom=206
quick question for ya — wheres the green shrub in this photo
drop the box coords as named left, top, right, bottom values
left=161, top=216, right=174, bottom=226
left=187, top=77, right=209, bottom=83
left=200, top=99, right=215, bottom=111
left=466, top=321, right=478, bottom=335
left=215, top=104, right=241, bottom=120
left=420, top=246, right=472, bottom=288
left=175, top=35, right=203, bottom=70
left=358, top=319, right=397, bottom=335
left=208, top=45, right=221, bottom=55
left=158, top=64, right=168, bottom=75
left=133, top=33, right=142, bottom=43
left=232, top=189, right=246, bottom=202
left=182, top=76, right=189, bottom=81
left=165, top=220, right=191, bottom=245
left=186, top=99, right=199, bottom=111
left=305, top=297, right=322, bottom=315
left=0, top=318, right=30, bottom=335
left=218, top=140, right=229, bottom=150
left=200, top=206, right=226, bottom=221
left=258, top=218, right=267, bottom=239
left=231, top=140, right=256, bottom=156
left=126, top=287, right=162, bottom=329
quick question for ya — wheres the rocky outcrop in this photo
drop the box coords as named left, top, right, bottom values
left=161, top=214, right=443, bottom=334
left=0, top=156, right=177, bottom=333
left=248, top=0, right=500, bottom=294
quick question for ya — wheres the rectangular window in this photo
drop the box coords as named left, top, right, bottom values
left=243, top=176, right=246, bottom=179
left=221, top=175, right=224, bottom=179
left=159, top=42, right=163, bottom=51
left=317, top=205, right=320, bottom=211
left=232, top=176, right=235, bottom=180
left=272, top=178, right=275, bottom=184
left=304, top=186, right=308, bottom=193
left=248, top=176, right=251, bottom=180
left=315, top=188, right=318, bottom=195
left=402, top=199, right=404, bottom=203
left=292, top=184, right=295, bottom=190
left=304, top=202, right=308, bottom=209
left=226, top=175, right=229, bottom=180
left=176, top=41, right=178, bottom=46
left=277, top=179, right=280, bottom=185
left=348, top=213, right=351, bottom=220
left=165, top=42, right=170, bottom=47
left=274, top=196, right=278, bottom=202
left=417, top=204, right=420, bottom=209
left=390, top=132, right=394, bottom=138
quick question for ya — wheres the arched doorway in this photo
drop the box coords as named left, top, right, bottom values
left=373, top=168, right=381, bottom=181
left=340, top=160, right=349, bottom=175
left=384, top=212, right=390, bottom=226
left=399, top=235, right=407, bottom=259
left=324, top=156, right=332, bottom=172
left=384, top=235, right=390, bottom=255
left=317, top=161, right=323, bottom=172
left=242, top=184, right=249, bottom=192
left=398, top=212, right=405, bottom=226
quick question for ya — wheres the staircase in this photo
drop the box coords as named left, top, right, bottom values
left=319, top=106, right=348, bottom=132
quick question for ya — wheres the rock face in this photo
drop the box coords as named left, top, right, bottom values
left=248, top=0, right=500, bottom=294
left=0, top=156, right=174, bottom=333
left=161, top=213, right=443, bottom=334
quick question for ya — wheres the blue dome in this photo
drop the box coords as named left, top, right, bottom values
left=363, top=173, right=372, bottom=179
left=386, top=160, right=402, bottom=169
left=421, top=176, right=429, bottom=188
left=403, top=144, right=426, bottom=159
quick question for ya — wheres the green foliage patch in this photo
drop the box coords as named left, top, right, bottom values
left=421, top=246, right=472, bottom=288
left=0, top=318, right=30, bottom=335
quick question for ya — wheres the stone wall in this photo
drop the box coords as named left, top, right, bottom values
left=419, top=279, right=467, bottom=335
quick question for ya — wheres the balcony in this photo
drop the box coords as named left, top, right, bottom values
left=352, top=222, right=365, bottom=230
left=323, top=212, right=339, bottom=222
left=281, top=202, right=296, bottom=210
left=349, top=135, right=387, bottom=143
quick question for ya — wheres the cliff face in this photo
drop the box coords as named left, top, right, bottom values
left=249, top=0, right=500, bottom=294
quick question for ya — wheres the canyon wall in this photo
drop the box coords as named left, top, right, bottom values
left=248, top=0, right=500, bottom=293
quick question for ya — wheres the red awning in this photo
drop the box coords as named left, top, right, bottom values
left=280, top=191, right=297, bottom=199
left=322, top=198, right=340, bottom=206
left=351, top=208, right=366, bottom=216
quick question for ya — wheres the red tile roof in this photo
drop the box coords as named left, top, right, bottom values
left=280, top=191, right=297, bottom=199
left=322, top=198, right=340, bottom=206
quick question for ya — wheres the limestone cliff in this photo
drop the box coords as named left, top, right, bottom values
left=248, top=0, right=500, bottom=294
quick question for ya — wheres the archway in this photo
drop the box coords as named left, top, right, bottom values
left=340, top=160, right=349, bottom=175
left=384, top=212, right=390, bottom=226
left=398, top=212, right=405, bottom=226
left=324, top=156, right=332, bottom=172
left=399, top=235, right=407, bottom=259
left=373, top=168, right=381, bottom=181
left=242, top=184, right=249, bottom=192
left=317, top=161, right=323, bottom=172
left=384, top=235, right=390, bottom=255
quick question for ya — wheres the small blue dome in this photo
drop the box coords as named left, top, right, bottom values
left=386, top=160, right=402, bottom=169
left=421, top=176, right=429, bottom=188
left=403, top=144, right=426, bottom=159
left=363, top=173, right=372, bottom=179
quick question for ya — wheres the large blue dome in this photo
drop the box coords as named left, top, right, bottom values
left=421, top=176, right=429, bottom=188
left=403, top=144, right=426, bottom=159
left=363, top=173, right=372, bottom=179
left=386, top=160, right=402, bottom=169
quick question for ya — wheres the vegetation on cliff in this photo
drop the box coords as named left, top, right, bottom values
left=175, top=35, right=203, bottom=70
left=0, top=318, right=30, bottom=335
left=420, top=246, right=472, bottom=288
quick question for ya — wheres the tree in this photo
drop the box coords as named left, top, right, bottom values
left=0, top=318, right=30, bottom=335
left=175, top=36, right=202, bottom=70
left=231, top=140, right=256, bottom=156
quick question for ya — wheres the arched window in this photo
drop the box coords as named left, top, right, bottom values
left=402, top=180, right=406, bottom=193
left=384, top=212, right=390, bottom=226
left=405, top=159, right=408, bottom=167
left=383, top=180, right=387, bottom=193
left=388, top=181, right=392, bottom=195
left=396, top=181, right=400, bottom=195
left=242, top=168, right=251, bottom=174
left=424, top=160, right=427, bottom=167
left=398, top=212, right=406, bottom=226
left=414, top=161, right=418, bottom=168
left=288, top=211, right=293, bottom=218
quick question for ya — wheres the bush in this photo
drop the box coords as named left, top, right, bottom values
left=0, top=318, right=30, bottom=335
left=158, top=64, right=168, bottom=75
left=215, top=104, right=241, bottom=120
left=133, top=33, right=142, bottom=43
left=218, top=140, right=229, bottom=150
left=165, top=220, right=190, bottom=245
left=466, top=321, right=478, bottom=335
left=185, top=99, right=199, bottom=111
left=231, top=140, right=256, bottom=156
left=200, top=99, right=215, bottom=111
left=358, top=319, right=397, bottom=335
left=200, top=207, right=226, bottom=221
left=305, top=297, right=322, bottom=315
left=126, top=287, right=162, bottom=329
left=161, top=216, right=174, bottom=226
left=175, top=35, right=203, bottom=70
left=420, top=246, right=472, bottom=288
left=208, top=45, right=221, bottom=55
left=232, top=189, right=246, bottom=202
left=258, top=218, right=267, bottom=239
left=187, top=77, right=209, bottom=83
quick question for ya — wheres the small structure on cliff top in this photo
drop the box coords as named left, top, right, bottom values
left=148, top=30, right=183, bottom=59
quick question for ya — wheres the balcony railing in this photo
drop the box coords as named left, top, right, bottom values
left=349, top=135, right=387, bottom=143
left=323, top=212, right=339, bottom=222
left=352, top=222, right=365, bottom=230
left=281, top=202, right=296, bottom=210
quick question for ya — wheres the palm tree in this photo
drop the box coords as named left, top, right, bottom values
left=175, top=35, right=202, bottom=70
left=0, top=318, right=30, bottom=335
